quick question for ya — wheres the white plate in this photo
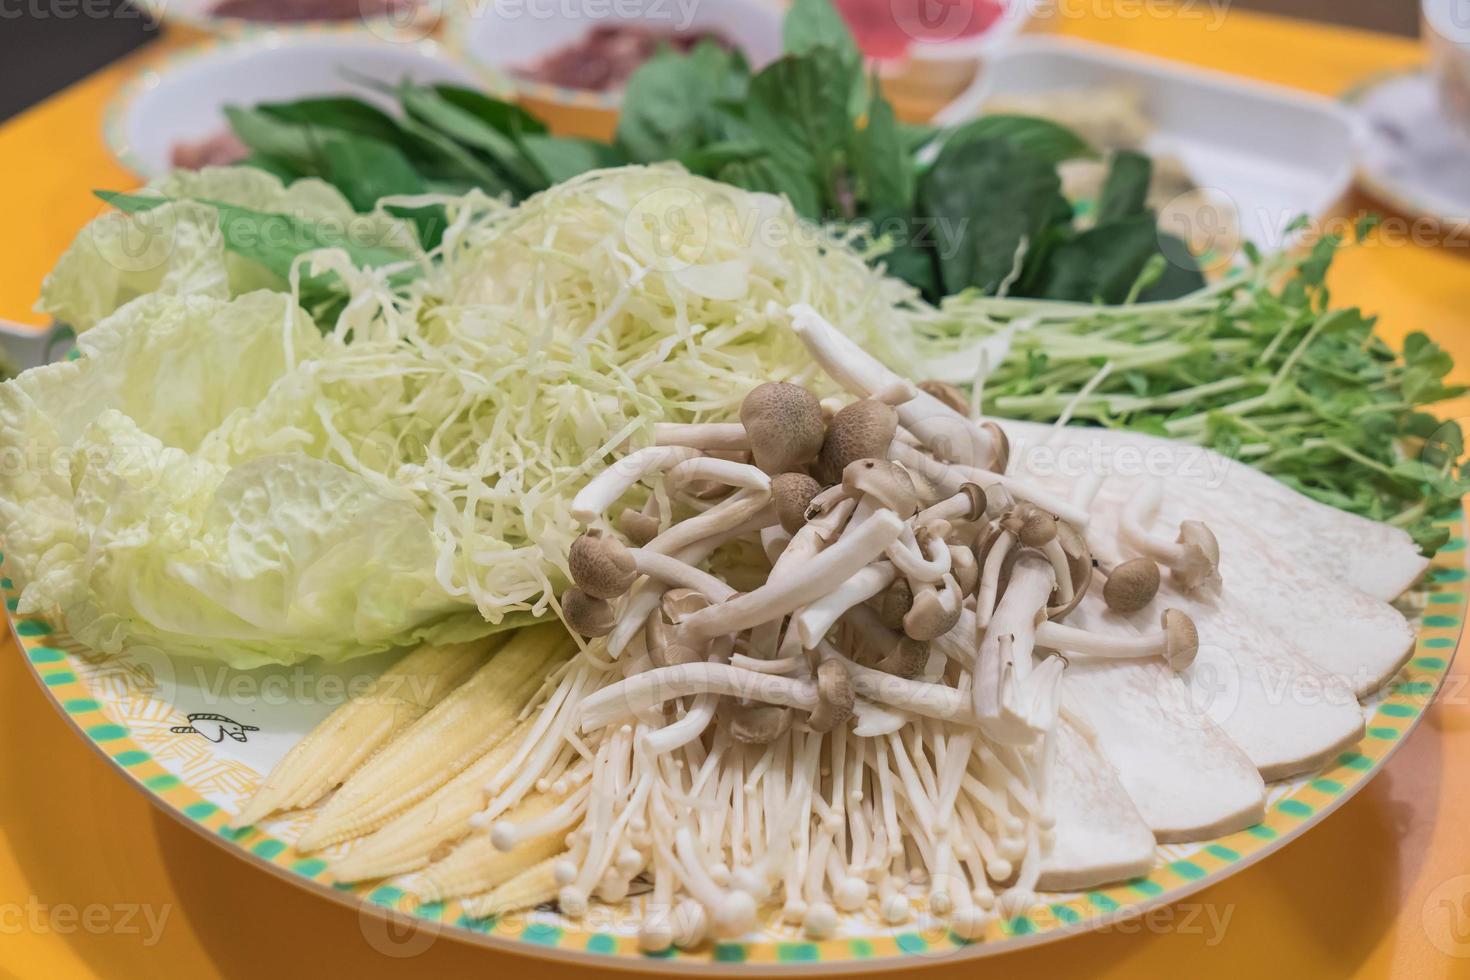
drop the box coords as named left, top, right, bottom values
left=106, top=33, right=478, bottom=178
left=445, top=0, right=784, bottom=110
left=1347, top=68, right=1470, bottom=226
left=936, top=36, right=1359, bottom=255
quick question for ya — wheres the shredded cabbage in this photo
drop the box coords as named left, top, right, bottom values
left=3, top=166, right=923, bottom=665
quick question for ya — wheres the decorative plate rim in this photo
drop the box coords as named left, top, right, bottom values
left=7, top=518, right=1465, bottom=972
left=101, top=28, right=469, bottom=179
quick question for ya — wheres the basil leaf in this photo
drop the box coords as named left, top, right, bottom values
left=717, top=157, right=822, bottom=220
left=258, top=97, right=405, bottom=144
left=783, top=0, right=860, bottom=68
left=920, top=137, right=1067, bottom=296
left=746, top=49, right=854, bottom=209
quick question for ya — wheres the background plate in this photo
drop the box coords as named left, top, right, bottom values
left=7, top=516, right=1464, bottom=971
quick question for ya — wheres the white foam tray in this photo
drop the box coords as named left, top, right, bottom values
left=936, top=36, right=1358, bottom=251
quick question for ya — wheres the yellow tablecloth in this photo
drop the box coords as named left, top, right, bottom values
left=2, top=6, right=1468, bottom=979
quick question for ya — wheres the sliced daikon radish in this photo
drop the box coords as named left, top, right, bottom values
left=1038, top=721, right=1156, bottom=892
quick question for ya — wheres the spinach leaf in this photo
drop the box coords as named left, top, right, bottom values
left=616, top=41, right=751, bottom=163
left=257, top=97, right=405, bottom=145
left=920, top=137, right=1067, bottom=297
left=320, top=133, right=425, bottom=212
left=96, top=191, right=418, bottom=278
left=934, top=114, right=1095, bottom=167
left=851, top=78, right=913, bottom=212
left=717, top=157, right=822, bottom=219
left=398, top=85, right=546, bottom=193
left=1095, top=150, right=1152, bottom=225
left=520, top=135, right=628, bottom=185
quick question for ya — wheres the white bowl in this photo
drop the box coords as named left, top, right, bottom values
left=107, top=33, right=478, bottom=178
left=937, top=36, right=1358, bottom=255
left=1423, top=0, right=1470, bottom=138
left=446, top=0, right=784, bottom=111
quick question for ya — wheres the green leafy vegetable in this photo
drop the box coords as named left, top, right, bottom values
left=918, top=234, right=1467, bottom=554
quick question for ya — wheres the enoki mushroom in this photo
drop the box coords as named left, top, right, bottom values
left=472, top=306, right=1210, bottom=949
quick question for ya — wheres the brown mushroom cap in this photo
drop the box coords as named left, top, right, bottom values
left=918, top=380, right=971, bottom=417
left=874, top=578, right=914, bottom=630
left=842, top=459, right=919, bottom=518
left=569, top=528, right=638, bottom=599
left=879, top=637, right=929, bottom=679
left=727, top=703, right=792, bottom=744
left=1160, top=608, right=1199, bottom=671
left=902, top=575, right=962, bottom=641
left=1046, top=521, right=1093, bottom=619
left=981, top=421, right=1010, bottom=474
left=819, top=400, right=898, bottom=480
left=563, top=588, right=616, bottom=637
left=660, top=588, right=711, bottom=624
left=618, top=507, right=660, bottom=547
left=957, top=483, right=988, bottom=523
left=1002, top=502, right=1056, bottom=549
left=1103, top=558, right=1160, bottom=614
left=646, top=610, right=702, bottom=667
left=772, top=472, right=822, bottom=535
left=1174, top=521, right=1222, bottom=590
left=739, top=382, right=826, bottom=474
left=808, top=659, right=854, bottom=732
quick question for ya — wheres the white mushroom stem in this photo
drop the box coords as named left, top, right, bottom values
left=580, top=663, right=818, bottom=730
left=640, top=693, right=719, bottom=754
left=1118, top=480, right=1222, bottom=591
left=973, top=556, right=1055, bottom=745
left=1034, top=620, right=1174, bottom=660
left=787, top=304, right=995, bottom=470
left=886, top=526, right=951, bottom=583
left=654, top=423, right=750, bottom=451
left=887, top=441, right=1089, bottom=529
left=975, top=530, right=1014, bottom=628
left=490, top=784, right=591, bottom=851
left=772, top=498, right=856, bottom=580
left=646, top=487, right=772, bottom=558
left=731, top=652, right=808, bottom=675
left=681, top=510, right=905, bottom=642
left=1040, top=537, right=1075, bottom=606
left=668, top=457, right=771, bottom=495
left=760, top=526, right=791, bottom=566
left=572, top=446, right=700, bottom=523
left=793, top=561, right=895, bottom=648
left=817, top=641, right=982, bottom=725
left=628, top=550, right=738, bottom=602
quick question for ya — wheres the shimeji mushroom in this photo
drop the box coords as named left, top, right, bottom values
left=569, top=529, right=638, bottom=599
left=1035, top=609, right=1200, bottom=672
left=1101, top=558, right=1161, bottom=613
left=772, top=472, right=822, bottom=534
left=563, top=588, right=617, bottom=637
left=654, top=422, right=750, bottom=451
left=819, top=399, right=899, bottom=479
left=739, top=382, right=826, bottom=474
left=571, top=446, right=700, bottom=523
left=1118, top=480, right=1221, bottom=591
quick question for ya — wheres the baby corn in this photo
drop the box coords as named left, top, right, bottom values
left=232, top=639, right=496, bottom=828
left=297, top=625, right=574, bottom=852
left=405, top=796, right=565, bottom=902
left=331, top=716, right=537, bottom=882
left=459, top=854, right=566, bottom=919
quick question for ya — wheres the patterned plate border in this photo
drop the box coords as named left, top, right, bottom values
left=8, top=516, right=1466, bottom=971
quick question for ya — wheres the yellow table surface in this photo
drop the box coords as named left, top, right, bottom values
left=2, top=6, right=1469, bottom=980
